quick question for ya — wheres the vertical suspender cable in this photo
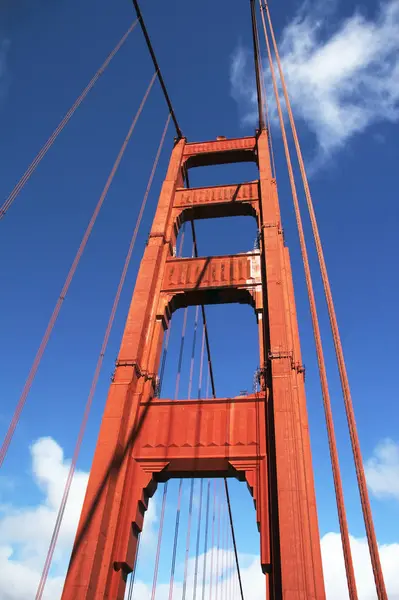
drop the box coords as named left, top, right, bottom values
left=209, top=479, right=217, bottom=600
left=228, top=533, right=231, bottom=600
left=158, top=324, right=172, bottom=395
left=258, top=2, right=358, bottom=598
left=262, top=2, right=387, bottom=598
left=127, top=534, right=141, bottom=600
left=175, top=239, right=195, bottom=400
left=159, top=220, right=186, bottom=396
left=223, top=480, right=244, bottom=600
left=188, top=305, right=200, bottom=399
left=151, top=482, right=168, bottom=600
left=175, top=236, right=194, bottom=400
left=221, top=503, right=226, bottom=600
left=225, top=509, right=230, bottom=600
left=182, top=478, right=195, bottom=600
left=205, top=369, right=210, bottom=399
left=219, top=504, right=224, bottom=600
left=193, top=479, right=204, bottom=600
left=168, top=478, right=184, bottom=600
left=35, top=111, right=171, bottom=600
left=0, top=71, right=158, bottom=470
left=178, top=221, right=187, bottom=256
left=198, top=322, right=206, bottom=399
left=202, top=480, right=211, bottom=600
left=174, top=307, right=189, bottom=399
left=189, top=218, right=244, bottom=600
left=215, top=481, right=222, bottom=600
left=189, top=220, right=217, bottom=399
left=229, top=530, right=234, bottom=600
left=188, top=222, right=201, bottom=400
left=0, top=22, right=138, bottom=220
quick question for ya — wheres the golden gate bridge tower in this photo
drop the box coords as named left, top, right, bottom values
left=0, top=1, right=389, bottom=599
left=62, top=105, right=326, bottom=598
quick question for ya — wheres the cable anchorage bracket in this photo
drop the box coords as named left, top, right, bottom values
left=261, top=221, right=283, bottom=236
left=268, top=350, right=293, bottom=361
left=114, top=359, right=143, bottom=379
left=268, top=351, right=306, bottom=380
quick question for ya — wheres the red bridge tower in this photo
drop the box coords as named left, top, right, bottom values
left=61, top=129, right=326, bottom=599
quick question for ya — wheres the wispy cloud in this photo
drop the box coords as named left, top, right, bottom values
left=230, top=0, right=399, bottom=159
left=365, top=438, right=399, bottom=501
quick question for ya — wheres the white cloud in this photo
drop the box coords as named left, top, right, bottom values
left=321, top=532, right=399, bottom=599
left=230, top=0, right=399, bottom=157
left=0, top=437, right=88, bottom=599
left=139, top=492, right=158, bottom=550
left=129, top=549, right=265, bottom=600
left=0, top=437, right=158, bottom=599
left=365, top=438, right=399, bottom=500
left=132, top=535, right=399, bottom=600
left=1, top=438, right=399, bottom=599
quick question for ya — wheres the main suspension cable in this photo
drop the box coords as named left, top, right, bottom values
left=258, top=39, right=276, bottom=179
left=34, top=110, right=170, bottom=600
left=130, top=0, right=182, bottom=138
left=0, top=21, right=138, bottom=220
left=250, top=0, right=265, bottom=130
left=262, top=2, right=387, bottom=597
left=0, top=71, right=158, bottom=469
left=258, top=3, right=358, bottom=597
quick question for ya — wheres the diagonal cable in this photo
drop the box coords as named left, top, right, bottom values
left=35, top=110, right=170, bottom=600
left=0, top=21, right=138, bottom=219
left=0, top=71, right=158, bottom=470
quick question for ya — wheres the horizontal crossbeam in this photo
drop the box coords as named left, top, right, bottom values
left=162, top=253, right=262, bottom=293
left=182, top=136, right=257, bottom=169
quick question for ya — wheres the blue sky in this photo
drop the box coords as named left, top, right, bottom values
left=0, top=0, right=398, bottom=598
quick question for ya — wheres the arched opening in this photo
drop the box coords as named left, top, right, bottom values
left=126, top=299, right=268, bottom=597
left=126, top=476, right=266, bottom=600
left=158, top=303, right=260, bottom=400
left=186, top=158, right=259, bottom=188
left=176, top=215, right=260, bottom=259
